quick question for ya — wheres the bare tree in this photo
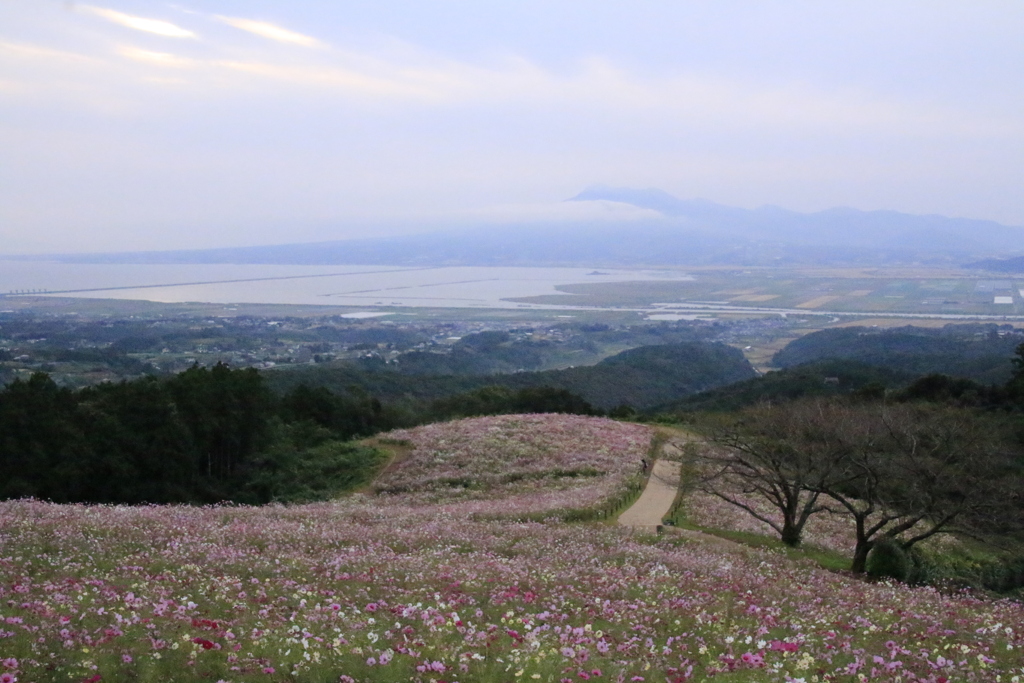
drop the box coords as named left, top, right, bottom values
left=696, top=399, right=1020, bottom=572
left=697, top=400, right=855, bottom=547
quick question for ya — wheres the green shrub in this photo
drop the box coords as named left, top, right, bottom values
left=867, top=538, right=912, bottom=582
left=243, top=437, right=385, bottom=504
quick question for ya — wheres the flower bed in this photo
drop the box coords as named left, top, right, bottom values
left=374, top=414, right=653, bottom=519
left=2, top=414, right=1023, bottom=682
left=1, top=497, right=1022, bottom=682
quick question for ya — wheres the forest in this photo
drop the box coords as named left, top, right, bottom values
left=268, top=340, right=756, bottom=409
left=0, top=363, right=613, bottom=504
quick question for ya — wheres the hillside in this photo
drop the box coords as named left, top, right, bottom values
left=772, top=324, right=1023, bottom=384
left=657, top=359, right=910, bottom=413
left=2, top=414, right=1022, bottom=682
left=373, top=413, right=652, bottom=519
left=268, top=341, right=756, bottom=410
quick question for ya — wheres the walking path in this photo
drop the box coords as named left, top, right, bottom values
left=617, top=459, right=681, bottom=529
left=617, top=439, right=756, bottom=555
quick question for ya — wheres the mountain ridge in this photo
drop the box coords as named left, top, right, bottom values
left=10, top=187, right=1024, bottom=267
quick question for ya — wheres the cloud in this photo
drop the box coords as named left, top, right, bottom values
left=13, top=8, right=1010, bottom=141
left=80, top=6, right=196, bottom=39
left=216, top=17, right=321, bottom=47
left=209, top=59, right=452, bottom=100
left=117, top=46, right=196, bottom=68
left=0, top=40, right=100, bottom=65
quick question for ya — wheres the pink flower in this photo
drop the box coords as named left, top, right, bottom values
left=741, top=652, right=763, bottom=667
left=0, top=673, right=16, bottom=683
left=262, top=667, right=275, bottom=674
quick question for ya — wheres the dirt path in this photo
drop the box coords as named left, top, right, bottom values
left=618, top=435, right=766, bottom=555
left=617, top=459, right=681, bottom=529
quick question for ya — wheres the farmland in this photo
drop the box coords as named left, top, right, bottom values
left=511, top=267, right=1024, bottom=318
left=2, top=415, right=1022, bottom=683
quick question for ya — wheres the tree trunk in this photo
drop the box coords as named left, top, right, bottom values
left=850, top=540, right=873, bottom=574
left=781, top=521, right=802, bottom=547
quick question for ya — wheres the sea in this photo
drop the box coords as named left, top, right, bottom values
left=0, top=261, right=693, bottom=311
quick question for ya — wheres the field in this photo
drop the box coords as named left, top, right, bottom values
left=2, top=415, right=1023, bottom=683
left=511, top=267, right=1024, bottom=318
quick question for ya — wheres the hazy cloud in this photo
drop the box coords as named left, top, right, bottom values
left=0, top=2, right=1022, bottom=253
left=79, top=6, right=197, bottom=39
left=216, top=17, right=322, bottom=48
left=117, top=46, right=197, bottom=68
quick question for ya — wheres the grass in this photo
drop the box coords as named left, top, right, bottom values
left=679, top=522, right=852, bottom=572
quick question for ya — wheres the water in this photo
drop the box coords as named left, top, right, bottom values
left=0, top=261, right=692, bottom=310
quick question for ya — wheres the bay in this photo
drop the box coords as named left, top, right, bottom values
left=0, top=261, right=692, bottom=310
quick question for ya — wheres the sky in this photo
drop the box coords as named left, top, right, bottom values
left=1, top=1, right=1023, bottom=253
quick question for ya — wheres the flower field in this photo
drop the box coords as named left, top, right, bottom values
left=373, top=415, right=653, bottom=520
left=683, top=488, right=858, bottom=556
left=1, top=415, right=1023, bottom=683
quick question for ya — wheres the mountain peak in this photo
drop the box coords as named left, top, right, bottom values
left=567, top=186, right=737, bottom=219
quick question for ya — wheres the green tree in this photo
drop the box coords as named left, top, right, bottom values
left=0, top=373, right=86, bottom=501
left=166, top=363, right=273, bottom=486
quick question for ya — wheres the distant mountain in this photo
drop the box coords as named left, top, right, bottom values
left=569, top=186, right=1024, bottom=255
left=17, top=188, right=1024, bottom=267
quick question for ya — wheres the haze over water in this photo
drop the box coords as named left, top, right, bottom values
left=0, top=261, right=691, bottom=309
